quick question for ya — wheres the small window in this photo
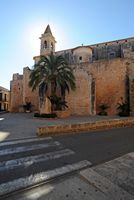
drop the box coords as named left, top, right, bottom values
left=44, top=41, right=47, bottom=48
left=109, top=52, right=115, bottom=59
left=79, top=56, right=82, bottom=60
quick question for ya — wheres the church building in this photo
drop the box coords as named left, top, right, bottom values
left=10, top=25, right=134, bottom=116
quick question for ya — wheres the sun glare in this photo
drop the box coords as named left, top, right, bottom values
left=31, top=23, right=70, bottom=50
left=51, top=23, right=71, bottom=51
left=28, top=24, right=44, bottom=55
left=23, top=22, right=72, bottom=57
left=0, top=118, right=4, bottom=121
left=25, top=184, right=54, bottom=199
left=0, top=131, right=10, bottom=142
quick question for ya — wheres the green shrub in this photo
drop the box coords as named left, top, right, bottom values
left=98, top=111, right=108, bottom=116
left=98, top=103, right=109, bottom=116
left=117, top=100, right=130, bottom=117
left=34, top=112, right=57, bottom=118
left=34, top=113, right=40, bottom=117
left=23, top=102, right=33, bottom=112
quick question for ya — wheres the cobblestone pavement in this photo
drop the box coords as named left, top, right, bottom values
left=0, top=112, right=120, bottom=141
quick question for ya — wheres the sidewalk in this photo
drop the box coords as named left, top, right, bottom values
left=1, top=112, right=134, bottom=141
left=0, top=112, right=122, bottom=141
left=5, top=151, right=134, bottom=200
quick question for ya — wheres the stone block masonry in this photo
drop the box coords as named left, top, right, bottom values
left=10, top=24, right=134, bottom=116
left=37, top=117, right=134, bottom=137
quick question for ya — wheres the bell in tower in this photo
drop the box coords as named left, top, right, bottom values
left=40, top=25, right=56, bottom=56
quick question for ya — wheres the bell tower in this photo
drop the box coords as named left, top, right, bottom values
left=40, top=25, right=56, bottom=56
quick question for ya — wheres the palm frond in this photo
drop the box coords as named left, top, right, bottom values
left=29, top=53, right=76, bottom=110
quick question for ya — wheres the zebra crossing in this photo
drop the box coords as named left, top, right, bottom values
left=0, top=136, right=91, bottom=198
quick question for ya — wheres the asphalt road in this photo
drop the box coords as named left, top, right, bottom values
left=1, top=126, right=134, bottom=199
left=0, top=113, right=134, bottom=167
left=0, top=113, right=134, bottom=198
left=55, top=126, right=134, bottom=166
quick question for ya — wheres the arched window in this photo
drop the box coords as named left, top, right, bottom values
left=44, top=41, right=47, bottom=49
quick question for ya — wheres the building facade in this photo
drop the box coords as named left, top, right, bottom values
left=10, top=25, right=134, bottom=115
left=0, top=86, right=10, bottom=111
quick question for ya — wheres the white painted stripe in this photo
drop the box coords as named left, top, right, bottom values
left=0, top=137, right=52, bottom=147
left=0, top=160, right=92, bottom=196
left=0, top=149, right=75, bottom=171
left=128, top=152, right=134, bottom=158
left=0, top=141, right=60, bottom=156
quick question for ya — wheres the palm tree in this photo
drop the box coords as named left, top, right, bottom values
left=29, top=53, right=76, bottom=111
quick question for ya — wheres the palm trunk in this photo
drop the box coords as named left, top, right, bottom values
left=51, top=80, right=56, bottom=112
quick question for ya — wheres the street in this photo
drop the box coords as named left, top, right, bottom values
left=56, top=126, right=134, bottom=166
left=0, top=113, right=134, bottom=198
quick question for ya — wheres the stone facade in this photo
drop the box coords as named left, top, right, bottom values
left=0, top=86, right=10, bottom=111
left=10, top=25, right=134, bottom=116
left=37, top=117, right=134, bottom=137
left=10, top=70, right=39, bottom=112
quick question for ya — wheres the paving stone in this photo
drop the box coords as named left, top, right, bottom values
left=93, top=153, right=134, bottom=189
left=80, top=168, right=134, bottom=200
left=5, top=176, right=109, bottom=200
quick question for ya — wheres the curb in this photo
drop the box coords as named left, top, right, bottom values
left=37, top=117, right=134, bottom=137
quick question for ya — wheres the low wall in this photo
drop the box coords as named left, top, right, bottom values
left=54, top=110, right=71, bottom=118
left=37, top=117, right=134, bottom=137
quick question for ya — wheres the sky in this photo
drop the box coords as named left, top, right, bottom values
left=0, top=0, right=134, bottom=89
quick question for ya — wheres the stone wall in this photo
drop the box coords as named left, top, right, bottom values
left=66, top=58, right=127, bottom=116
left=91, top=38, right=134, bottom=61
left=37, top=117, right=134, bottom=137
left=129, top=75, right=134, bottom=116
left=10, top=69, right=39, bottom=112
left=88, top=58, right=127, bottom=115
left=10, top=74, right=23, bottom=112
left=66, top=68, right=92, bottom=115
left=56, top=38, right=134, bottom=65
left=10, top=58, right=128, bottom=115
left=72, top=46, right=92, bottom=63
left=23, top=67, right=39, bottom=112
